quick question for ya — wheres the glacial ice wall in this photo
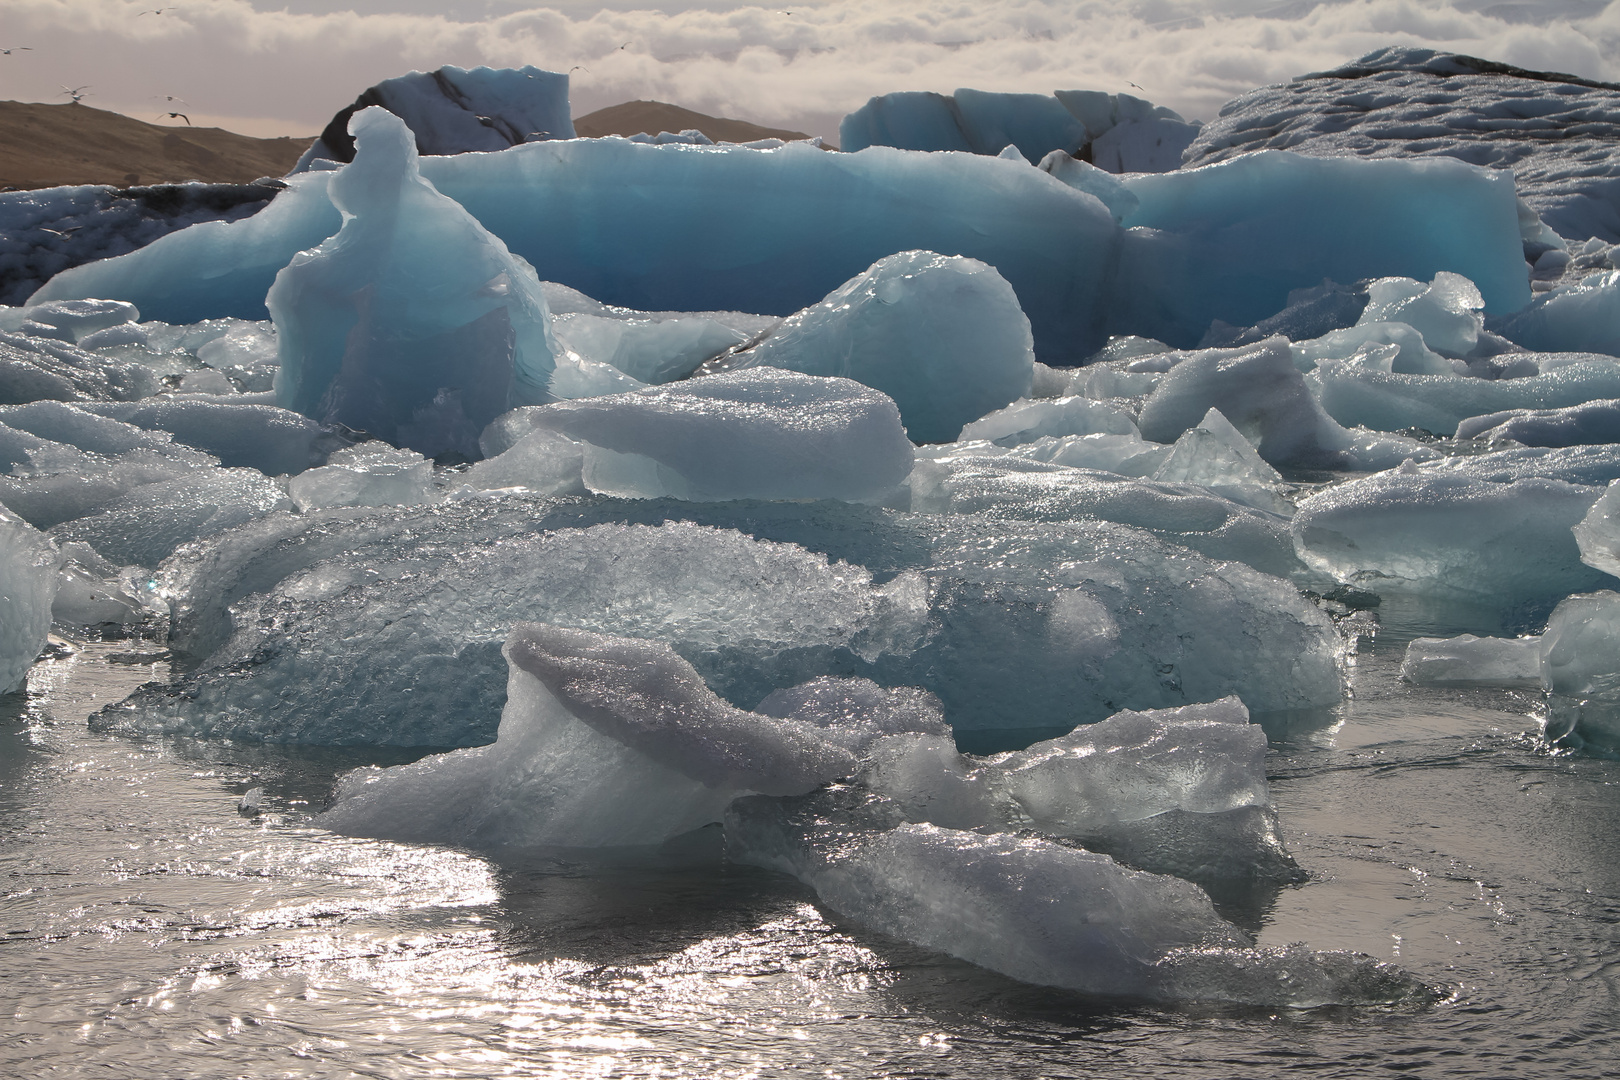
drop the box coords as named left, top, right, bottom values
left=31, top=139, right=1530, bottom=364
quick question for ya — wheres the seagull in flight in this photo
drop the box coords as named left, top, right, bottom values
left=157, top=111, right=191, bottom=125
left=0, top=47, right=32, bottom=55
left=138, top=6, right=180, bottom=14
left=570, top=65, right=588, bottom=73
left=1127, top=81, right=1144, bottom=90
left=61, top=85, right=90, bottom=103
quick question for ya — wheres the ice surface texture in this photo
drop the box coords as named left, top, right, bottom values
left=98, top=498, right=1342, bottom=747
left=268, top=108, right=558, bottom=459
left=0, top=505, right=60, bottom=694
left=1185, top=47, right=1620, bottom=245
left=296, top=64, right=575, bottom=169
left=35, top=140, right=1528, bottom=364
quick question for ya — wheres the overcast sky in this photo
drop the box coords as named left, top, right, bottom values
left=4, top=1, right=1618, bottom=142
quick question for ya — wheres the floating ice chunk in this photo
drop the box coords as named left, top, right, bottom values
left=1293, top=467, right=1607, bottom=628
left=1201, top=279, right=1370, bottom=351
left=546, top=349, right=648, bottom=400
left=719, top=251, right=1034, bottom=444
left=1540, top=590, right=1620, bottom=751
left=1357, top=273, right=1485, bottom=356
left=99, top=520, right=929, bottom=746
left=0, top=505, right=60, bottom=694
left=47, top=467, right=292, bottom=568
left=461, top=427, right=586, bottom=495
left=1150, top=408, right=1291, bottom=516
left=726, top=798, right=1418, bottom=1005
left=1036, top=151, right=1139, bottom=221
left=1495, top=270, right=1620, bottom=356
left=50, top=541, right=156, bottom=628
left=551, top=311, right=743, bottom=386
left=958, top=396, right=1137, bottom=445
left=287, top=443, right=434, bottom=511
left=20, top=299, right=140, bottom=343
left=1423, top=444, right=1620, bottom=487
left=1135, top=338, right=1358, bottom=468
left=324, top=623, right=870, bottom=847
left=527, top=369, right=915, bottom=503
left=0, top=329, right=162, bottom=404
left=295, top=64, right=575, bottom=170
left=907, top=454, right=1301, bottom=577
left=1458, top=400, right=1620, bottom=445
left=1292, top=322, right=1453, bottom=376
left=268, top=107, right=558, bottom=458
left=1574, top=479, right=1620, bottom=579
left=1311, top=355, right=1620, bottom=435
left=1400, top=634, right=1542, bottom=687
left=1009, top=432, right=1172, bottom=477
left=1117, top=150, right=1530, bottom=342
left=80, top=399, right=336, bottom=475
left=1089, top=113, right=1201, bottom=174
left=982, top=697, right=1300, bottom=882
left=756, top=677, right=952, bottom=752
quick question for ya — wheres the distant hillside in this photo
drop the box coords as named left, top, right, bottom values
left=0, top=101, right=310, bottom=190
left=574, top=100, right=828, bottom=147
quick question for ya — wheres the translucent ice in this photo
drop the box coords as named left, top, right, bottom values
left=0, top=505, right=60, bottom=694
left=958, top=396, right=1138, bottom=445
left=1311, top=356, right=1620, bottom=435
left=519, top=369, right=915, bottom=503
left=98, top=520, right=930, bottom=746
left=1292, top=322, right=1454, bottom=377
left=47, top=467, right=292, bottom=568
left=1458, top=400, right=1620, bottom=446
left=0, top=329, right=161, bottom=404
left=1149, top=408, right=1292, bottom=516
left=725, top=794, right=1421, bottom=1006
left=715, top=251, right=1034, bottom=444
left=322, top=623, right=876, bottom=847
left=1540, top=590, right=1620, bottom=751
left=1134, top=338, right=1365, bottom=468
left=1495, top=270, right=1620, bottom=357
left=82, top=399, right=337, bottom=475
left=1293, top=465, right=1608, bottom=628
left=267, top=107, right=558, bottom=458
left=1400, top=634, right=1542, bottom=688
left=105, top=501, right=1343, bottom=745
left=1356, top=273, right=1485, bottom=356
left=287, top=443, right=434, bottom=511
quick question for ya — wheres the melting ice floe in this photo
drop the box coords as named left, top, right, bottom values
left=325, top=622, right=1424, bottom=1007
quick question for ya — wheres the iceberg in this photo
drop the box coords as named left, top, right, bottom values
left=267, top=107, right=558, bottom=458
left=713, top=251, right=1034, bottom=444
left=286, top=442, right=434, bottom=511
left=1540, top=590, right=1620, bottom=751
left=34, top=139, right=1529, bottom=364
left=295, top=64, right=575, bottom=169
left=1457, top=400, right=1620, bottom=446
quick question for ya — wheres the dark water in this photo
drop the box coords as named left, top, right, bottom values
left=2, top=632, right=1617, bottom=1078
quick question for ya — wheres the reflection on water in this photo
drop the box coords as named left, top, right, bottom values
left=2, top=637, right=1618, bottom=1078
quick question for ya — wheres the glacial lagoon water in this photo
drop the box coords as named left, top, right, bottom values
left=3, top=627, right=1616, bottom=1079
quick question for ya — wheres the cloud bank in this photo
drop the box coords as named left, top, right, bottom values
left=5, top=1, right=1620, bottom=141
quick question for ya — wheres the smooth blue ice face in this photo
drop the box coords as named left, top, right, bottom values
left=1119, top=150, right=1532, bottom=330
left=267, top=107, right=558, bottom=459
left=729, top=251, right=1035, bottom=443
left=32, top=143, right=1531, bottom=362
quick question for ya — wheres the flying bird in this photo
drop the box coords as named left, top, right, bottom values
left=1127, top=81, right=1144, bottom=90
left=158, top=111, right=191, bottom=125
left=138, top=7, right=180, bottom=14
left=618, top=41, right=632, bottom=50
left=570, top=65, right=588, bottom=73
left=0, top=47, right=33, bottom=55
left=60, top=85, right=90, bottom=103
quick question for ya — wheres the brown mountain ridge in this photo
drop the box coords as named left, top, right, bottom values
left=2, top=98, right=824, bottom=192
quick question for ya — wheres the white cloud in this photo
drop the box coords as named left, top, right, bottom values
left=5, top=0, right=1619, bottom=141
